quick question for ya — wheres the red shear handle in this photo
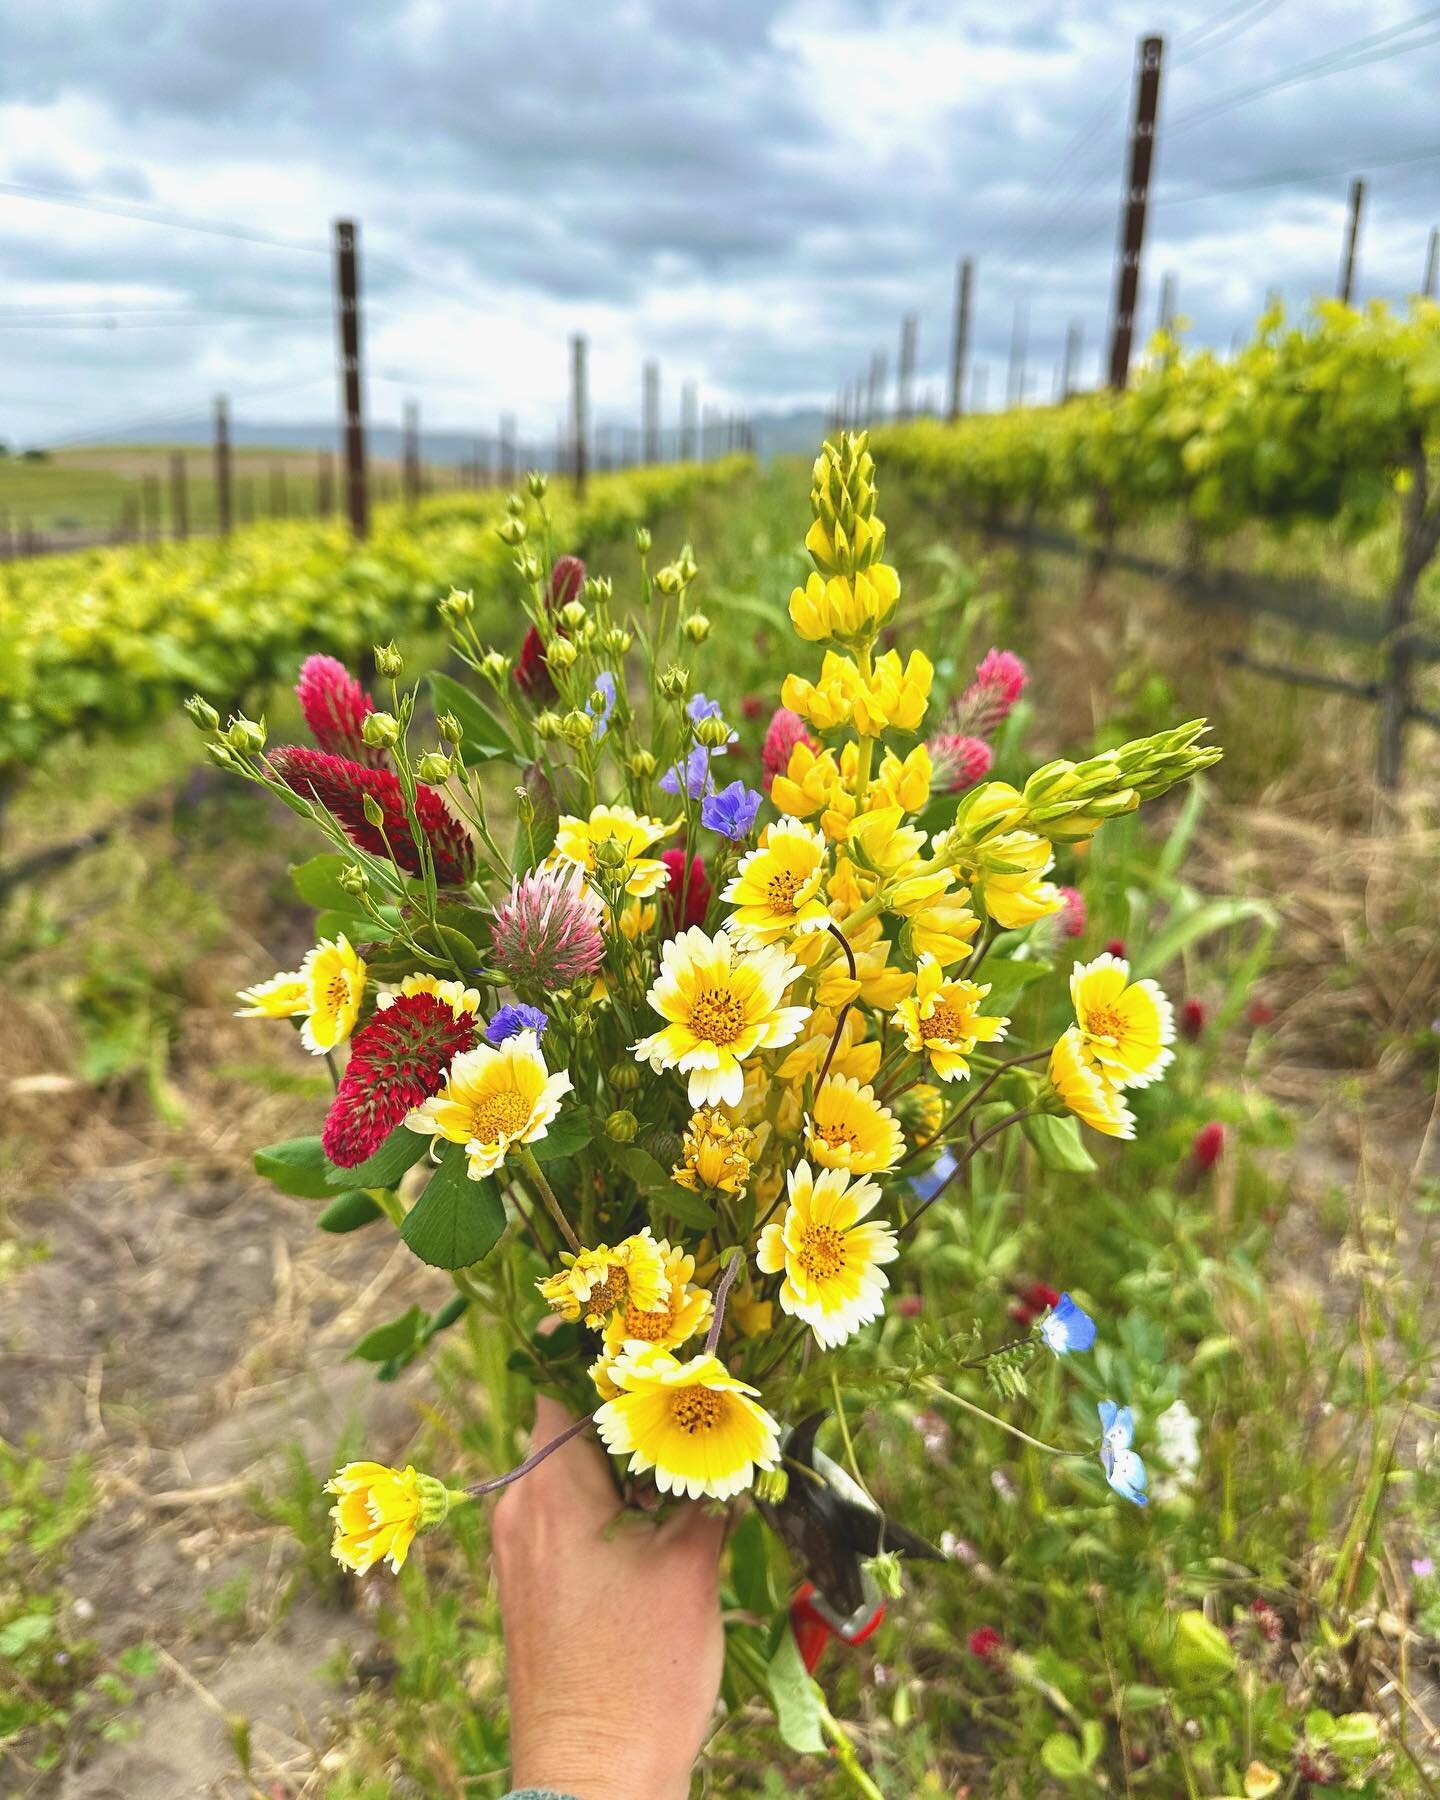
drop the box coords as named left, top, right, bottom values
left=789, top=1580, right=886, bottom=1673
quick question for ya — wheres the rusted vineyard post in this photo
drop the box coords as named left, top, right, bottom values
left=170, top=452, right=189, bottom=542
left=213, top=395, right=232, bottom=539
left=948, top=257, right=973, bottom=421
left=333, top=218, right=369, bottom=539
left=402, top=399, right=421, bottom=509
left=570, top=336, right=589, bottom=496
left=1107, top=34, right=1163, bottom=391
left=643, top=362, right=661, bottom=464
left=1376, top=430, right=1440, bottom=789
left=1338, top=178, right=1364, bottom=305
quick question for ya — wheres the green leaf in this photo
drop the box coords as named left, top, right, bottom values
left=1023, top=1112, right=1098, bottom=1174
left=290, top=853, right=366, bottom=915
left=400, top=1143, right=506, bottom=1270
left=765, top=1623, right=826, bottom=1756
left=1135, top=896, right=1277, bottom=978
left=254, top=1135, right=334, bottom=1199
left=429, top=670, right=526, bottom=766
left=316, top=1190, right=384, bottom=1233
left=0, top=1614, right=54, bottom=1658
left=530, top=1108, right=596, bottom=1163
left=602, top=1140, right=673, bottom=1192
left=976, top=954, right=1051, bottom=1014
left=729, top=1509, right=778, bottom=1618
left=325, top=1126, right=429, bottom=1190
left=652, top=1182, right=719, bottom=1233
left=352, top=1305, right=428, bottom=1363
left=1039, top=1732, right=1086, bottom=1780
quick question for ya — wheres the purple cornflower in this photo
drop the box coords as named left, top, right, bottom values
left=486, top=1003, right=549, bottom=1045
left=586, top=671, right=617, bottom=740
left=701, top=779, right=763, bottom=839
left=660, top=743, right=720, bottom=799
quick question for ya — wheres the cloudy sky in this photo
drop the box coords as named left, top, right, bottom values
left=2, top=0, right=1438, bottom=452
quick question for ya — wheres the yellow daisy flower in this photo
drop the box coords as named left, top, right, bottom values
left=632, top=926, right=810, bottom=1107
left=593, top=1344, right=781, bottom=1501
left=538, top=1227, right=670, bottom=1328
left=600, top=1239, right=713, bottom=1357
left=895, top=954, right=1009, bottom=1082
left=381, top=973, right=483, bottom=1017
left=672, top=1107, right=759, bottom=1195
left=299, top=934, right=368, bottom=1054
left=1069, top=953, right=1175, bottom=1089
left=756, top=1160, right=899, bottom=1349
left=721, top=819, right=831, bottom=946
left=326, top=1461, right=447, bottom=1575
left=553, top=803, right=676, bottom=898
left=805, top=1075, right=905, bottom=1175
left=1048, top=1025, right=1136, bottom=1139
left=406, top=1029, right=573, bottom=1179
left=235, top=968, right=308, bottom=1019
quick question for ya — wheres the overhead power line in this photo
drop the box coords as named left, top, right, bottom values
left=0, top=179, right=331, bottom=254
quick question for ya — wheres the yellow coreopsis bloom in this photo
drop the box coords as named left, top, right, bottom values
left=381, top=973, right=483, bottom=1017
left=672, top=1106, right=758, bottom=1195
left=1070, top=953, right=1175, bottom=1088
left=299, top=935, right=368, bottom=1054
left=805, top=1075, right=905, bottom=1175
left=327, top=1461, right=450, bottom=1575
left=721, top=818, right=832, bottom=946
left=756, top=1161, right=899, bottom=1349
left=1048, top=1025, right=1136, bottom=1139
left=553, top=804, right=676, bottom=898
left=600, top=1239, right=712, bottom=1357
left=895, top=955, right=1009, bottom=1082
left=594, top=1344, right=781, bottom=1501
left=632, top=926, right=810, bottom=1107
left=406, top=1029, right=573, bottom=1178
left=788, top=564, right=900, bottom=644
left=538, top=1227, right=671, bottom=1327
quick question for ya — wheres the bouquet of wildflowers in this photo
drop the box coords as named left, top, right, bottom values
left=193, top=433, right=1218, bottom=1741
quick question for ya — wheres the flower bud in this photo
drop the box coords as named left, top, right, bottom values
left=337, top=862, right=369, bottom=897
left=373, top=641, right=404, bottom=678
left=204, top=740, right=237, bottom=769
left=659, top=665, right=690, bottom=702
left=480, top=649, right=511, bottom=682
left=547, top=637, right=578, bottom=671
left=415, top=1472, right=453, bottom=1528
left=695, top=715, right=732, bottom=749
left=682, top=612, right=711, bottom=643
left=560, top=710, right=595, bottom=746
left=608, top=1062, right=641, bottom=1094
left=603, top=627, right=632, bottom=654
left=496, top=516, right=527, bottom=547
left=593, top=836, right=628, bottom=872
left=436, top=711, right=463, bottom=746
left=417, top=751, right=454, bottom=782
left=559, top=599, right=587, bottom=630
left=863, top=1551, right=904, bottom=1601
left=225, top=713, right=267, bottom=754
left=627, top=750, right=657, bottom=779
left=754, top=1466, right=789, bottom=1504
left=605, top=1109, right=639, bottom=1143
left=584, top=575, right=613, bottom=606
left=440, top=586, right=475, bottom=621
left=505, top=492, right=524, bottom=517
left=514, top=785, right=535, bottom=827
left=676, top=544, right=698, bottom=584
left=185, top=694, right=220, bottom=734
left=653, top=563, right=684, bottom=597
left=362, top=793, right=386, bottom=829
left=526, top=469, right=548, bottom=499
left=535, top=710, right=563, bottom=741
left=634, top=526, right=652, bottom=555
left=361, top=711, right=401, bottom=749
left=514, top=550, right=543, bottom=585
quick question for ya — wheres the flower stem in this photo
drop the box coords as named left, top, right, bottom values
left=462, top=1413, right=595, bottom=1497
left=925, top=1380, right=1087, bottom=1458
left=816, top=1698, right=886, bottom=1800
left=517, top=1147, right=582, bottom=1254
left=704, top=1248, right=744, bottom=1356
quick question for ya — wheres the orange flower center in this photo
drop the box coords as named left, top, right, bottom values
left=799, top=1222, right=847, bottom=1280
left=325, top=973, right=351, bottom=1011
left=670, top=1388, right=727, bottom=1434
left=621, top=1297, right=678, bottom=1342
left=764, top=867, right=806, bottom=913
left=1085, top=1004, right=1125, bottom=1042
left=582, top=1267, right=628, bottom=1318
left=815, top=1120, right=858, bottom=1150
left=467, top=1088, right=534, bottom=1144
left=921, top=1000, right=972, bottom=1043
left=689, top=986, right=746, bottom=1046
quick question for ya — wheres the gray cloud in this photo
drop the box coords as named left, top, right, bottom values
left=0, top=0, right=1437, bottom=445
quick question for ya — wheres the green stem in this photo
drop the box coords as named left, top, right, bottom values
left=926, top=1379, right=1088, bottom=1459
left=816, top=1699, right=886, bottom=1800
left=517, top=1147, right=582, bottom=1254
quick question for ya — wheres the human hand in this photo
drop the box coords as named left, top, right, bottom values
left=494, top=1393, right=728, bottom=1800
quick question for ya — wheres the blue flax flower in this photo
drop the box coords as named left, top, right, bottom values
left=486, top=1003, right=549, bottom=1046
left=909, top=1147, right=959, bottom=1204
left=585, top=671, right=617, bottom=740
left=701, top=779, right=763, bottom=840
left=1097, top=1401, right=1148, bottom=1507
left=1039, top=1293, right=1096, bottom=1356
